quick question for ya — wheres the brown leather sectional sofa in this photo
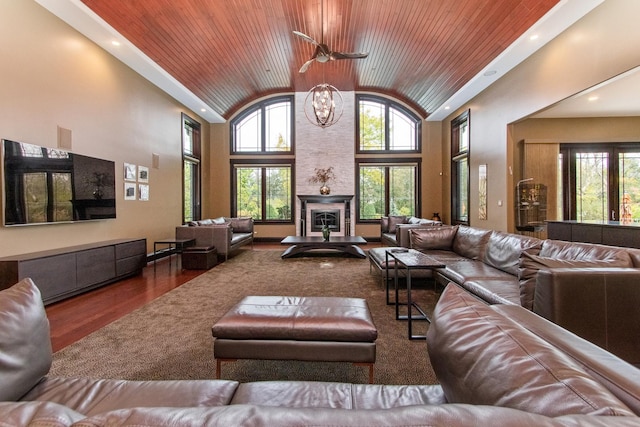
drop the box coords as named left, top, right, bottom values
left=3, top=278, right=640, bottom=426
left=405, top=225, right=640, bottom=365
left=175, top=217, right=254, bottom=261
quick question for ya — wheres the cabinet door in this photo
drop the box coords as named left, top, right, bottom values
left=76, top=246, right=115, bottom=288
left=21, top=254, right=77, bottom=301
left=115, top=239, right=146, bottom=259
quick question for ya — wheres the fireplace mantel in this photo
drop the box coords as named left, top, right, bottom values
left=297, top=195, right=354, bottom=236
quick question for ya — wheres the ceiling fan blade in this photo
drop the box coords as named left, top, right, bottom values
left=299, top=58, right=315, bottom=73
left=293, top=30, right=319, bottom=46
left=331, top=51, right=369, bottom=60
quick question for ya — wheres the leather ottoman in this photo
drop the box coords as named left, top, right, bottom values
left=212, top=296, right=378, bottom=383
left=181, top=245, right=217, bottom=270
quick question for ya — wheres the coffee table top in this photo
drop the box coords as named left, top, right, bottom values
left=281, top=235, right=367, bottom=245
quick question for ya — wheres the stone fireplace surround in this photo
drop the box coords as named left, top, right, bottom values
left=297, top=195, right=354, bottom=237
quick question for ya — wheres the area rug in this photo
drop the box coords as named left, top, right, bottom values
left=50, top=249, right=440, bottom=385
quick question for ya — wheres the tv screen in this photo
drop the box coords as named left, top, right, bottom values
left=2, top=139, right=116, bottom=226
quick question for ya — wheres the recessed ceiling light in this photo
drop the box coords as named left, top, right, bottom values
left=483, top=70, right=497, bottom=77
left=200, top=108, right=207, bottom=112
left=444, top=106, right=450, bottom=110
left=111, top=40, right=121, bottom=46
left=530, top=34, right=539, bottom=41
left=588, top=96, right=599, bottom=102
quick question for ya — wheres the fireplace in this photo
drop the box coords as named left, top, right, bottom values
left=297, top=195, right=354, bottom=236
left=310, top=209, right=340, bottom=232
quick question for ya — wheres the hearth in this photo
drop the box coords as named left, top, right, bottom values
left=311, top=209, right=340, bottom=232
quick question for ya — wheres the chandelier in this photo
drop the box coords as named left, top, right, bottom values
left=304, top=83, right=343, bottom=128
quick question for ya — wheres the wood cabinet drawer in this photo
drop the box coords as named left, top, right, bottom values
left=115, top=239, right=146, bottom=259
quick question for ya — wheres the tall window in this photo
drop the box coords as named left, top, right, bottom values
left=451, top=110, right=470, bottom=225
left=182, top=114, right=201, bottom=223
left=357, top=160, right=420, bottom=221
left=560, top=143, right=640, bottom=222
left=357, top=95, right=421, bottom=153
left=230, top=96, right=294, bottom=222
left=356, top=95, right=421, bottom=222
left=232, top=161, right=293, bottom=222
left=231, top=96, right=293, bottom=154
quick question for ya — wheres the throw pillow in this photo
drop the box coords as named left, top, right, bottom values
left=198, top=219, right=214, bottom=226
left=0, top=278, right=52, bottom=401
left=212, top=217, right=227, bottom=225
left=409, top=226, right=458, bottom=251
left=230, top=217, right=252, bottom=233
left=387, top=215, right=407, bottom=233
left=427, top=284, right=633, bottom=417
left=517, top=252, right=631, bottom=311
left=451, top=226, right=492, bottom=260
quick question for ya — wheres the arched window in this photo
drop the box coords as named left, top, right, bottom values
left=357, top=95, right=421, bottom=153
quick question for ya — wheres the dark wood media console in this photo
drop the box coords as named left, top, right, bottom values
left=0, top=238, right=146, bottom=305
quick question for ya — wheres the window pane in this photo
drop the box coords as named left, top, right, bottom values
left=455, top=158, right=469, bottom=222
left=183, top=123, right=194, bottom=155
left=389, top=166, right=415, bottom=216
left=236, top=167, right=262, bottom=219
left=359, top=166, right=385, bottom=219
left=265, top=166, right=291, bottom=220
left=183, top=161, right=195, bottom=222
left=619, top=152, right=640, bottom=224
left=389, top=107, right=416, bottom=150
left=359, top=101, right=385, bottom=150
left=52, top=172, right=73, bottom=221
left=235, top=110, right=262, bottom=152
left=265, top=102, right=291, bottom=151
left=459, top=120, right=469, bottom=152
left=576, top=152, right=608, bottom=221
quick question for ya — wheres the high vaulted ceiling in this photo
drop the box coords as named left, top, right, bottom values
left=38, top=1, right=605, bottom=123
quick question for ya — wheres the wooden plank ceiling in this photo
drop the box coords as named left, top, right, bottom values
left=81, top=0, right=559, bottom=119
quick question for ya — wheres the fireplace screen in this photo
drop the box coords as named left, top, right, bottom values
left=311, top=209, right=340, bottom=232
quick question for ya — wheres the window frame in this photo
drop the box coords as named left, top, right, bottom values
left=182, top=113, right=201, bottom=224
left=451, top=110, right=470, bottom=225
left=356, top=94, right=422, bottom=154
left=230, top=95, right=295, bottom=155
left=355, top=158, right=422, bottom=223
left=230, top=158, right=295, bottom=224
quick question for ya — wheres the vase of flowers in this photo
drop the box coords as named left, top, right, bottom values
left=308, top=167, right=336, bottom=195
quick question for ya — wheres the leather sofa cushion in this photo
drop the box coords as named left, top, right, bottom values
left=518, top=252, right=632, bottom=311
left=482, top=231, right=542, bottom=276
left=68, top=403, right=592, bottom=427
left=0, top=401, right=84, bottom=427
left=427, top=284, right=634, bottom=417
left=228, top=217, right=253, bottom=233
left=409, top=226, right=458, bottom=251
left=460, top=279, right=520, bottom=305
left=230, top=381, right=447, bottom=409
left=387, top=215, right=407, bottom=232
left=539, top=239, right=633, bottom=265
left=21, top=377, right=239, bottom=417
left=0, top=278, right=52, bottom=401
left=452, top=226, right=492, bottom=260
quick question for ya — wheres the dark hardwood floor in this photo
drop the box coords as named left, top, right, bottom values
left=45, top=241, right=380, bottom=352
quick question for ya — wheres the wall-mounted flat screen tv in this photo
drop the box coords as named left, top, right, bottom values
left=2, top=139, right=116, bottom=226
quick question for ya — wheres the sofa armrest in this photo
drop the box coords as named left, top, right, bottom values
left=534, top=267, right=640, bottom=364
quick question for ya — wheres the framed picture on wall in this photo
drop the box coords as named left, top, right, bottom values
left=124, top=163, right=137, bottom=181
left=479, top=164, right=487, bottom=220
left=139, top=184, right=149, bottom=201
left=124, top=182, right=136, bottom=200
left=138, top=165, right=149, bottom=183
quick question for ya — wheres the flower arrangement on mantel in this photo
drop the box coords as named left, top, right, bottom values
left=308, top=167, right=336, bottom=195
left=308, top=167, right=336, bottom=185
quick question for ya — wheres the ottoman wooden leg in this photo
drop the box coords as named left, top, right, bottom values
left=216, top=358, right=237, bottom=379
left=353, top=362, right=375, bottom=384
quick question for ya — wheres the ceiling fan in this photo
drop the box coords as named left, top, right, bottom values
left=293, top=30, right=369, bottom=73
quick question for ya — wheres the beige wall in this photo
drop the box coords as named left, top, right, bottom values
left=0, top=1, right=209, bottom=257
left=438, top=0, right=640, bottom=232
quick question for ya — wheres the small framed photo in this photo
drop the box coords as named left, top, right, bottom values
left=124, top=182, right=136, bottom=200
left=124, top=163, right=137, bottom=181
left=138, top=165, right=149, bottom=183
left=138, top=184, right=149, bottom=201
